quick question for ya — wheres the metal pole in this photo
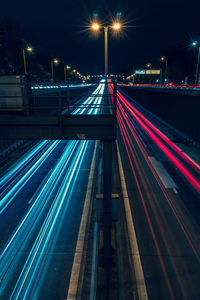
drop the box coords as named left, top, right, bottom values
left=64, top=66, right=66, bottom=82
left=160, top=69, right=162, bottom=86
left=165, top=59, right=168, bottom=84
left=195, top=46, right=200, bottom=86
left=132, top=70, right=135, bottom=86
left=58, top=84, right=62, bottom=114
left=23, top=48, right=27, bottom=75
left=51, top=60, right=54, bottom=83
left=104, top=26, right=108, bottom=77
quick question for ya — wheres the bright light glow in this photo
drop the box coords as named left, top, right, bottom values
left=91, top=23, right=100, bottom=30
left=192, top=41, right=197, bottom=46
left=147, top=64, right=151, bottom=68
left=112, top=22, right=121, bottom=30
left=26, top=47, right=32, bottom=52
left=66, top=65, right=71, bottom=69
left=54, top=59, right=59, bottom=64
left=161, top=56, right=165, bottom=61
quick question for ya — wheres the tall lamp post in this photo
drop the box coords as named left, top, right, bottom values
left=192, top=41, right=200, bottom=86
left=161, top=56, right=168, bottom=84
left=91, top=21, right=121, bottom=76
left=51, top=59, right=58, bottom=82
left=146, top=63, right=152, bottom=84
left=73, top=69, right=77, bottom=81
left=23, top=46, right=32, bottom=75
left=64, top=65, right=71, bottom=82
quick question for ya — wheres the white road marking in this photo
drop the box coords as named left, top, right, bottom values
left=148, top=156, right=178, bottom=190
left=67, top=141, right=98, bottom=300
left=116, top=141, right=149, bottom=300
left=89, top=221, right=99, bottom=300
left=173, top=188, right=178, bottom=194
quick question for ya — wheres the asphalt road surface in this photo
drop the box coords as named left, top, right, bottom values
left=0, top=81, right=106, bottom=299
left=0, top=80, right=200, bottom=299
left=114, top=86, right=200, bottom=300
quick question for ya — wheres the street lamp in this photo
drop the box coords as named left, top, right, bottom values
left=73, top=69, right=77, bottom=81
left=192, top=41, right=200, bottom=86
left=64, top=65, right=71, bottom=82
left=112, top=22, right=121, bottom=30
left=146, top=63, right=153, bottom=84
left=161, top=56, right=168, bottom=84
left=91, top=23, right=100, bottom=31
left=51, top=59, right=59, bottom=82
left=23, top=46, right=33, bottom=75
left=91, top=21, right=121, bottom=76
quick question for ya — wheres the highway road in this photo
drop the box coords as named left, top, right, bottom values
left=0, top=79, right=200, bottom=299
left=109, top=84, right=200, bottom=300
left=0, top=80, right=106, bottom=299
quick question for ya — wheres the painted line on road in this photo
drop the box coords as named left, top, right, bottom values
left=148, top=156, right=178, bottom=190
left=67, top=141, right=98, bottom=300
left=116, top=141, right=148, bottom=300
left=89, top=221, right=99, bottom=300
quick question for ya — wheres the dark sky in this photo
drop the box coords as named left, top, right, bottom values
left=1, top=0, right=200, bottom=74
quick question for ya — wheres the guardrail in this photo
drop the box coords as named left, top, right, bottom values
left=122, top=83, right=200, bottom=90
left=0, top=81, right=117, bottom=138
left=31, top=83, right=94, bottom=91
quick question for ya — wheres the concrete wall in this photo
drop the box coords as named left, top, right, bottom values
left=121, top=86, right=200, bottom=143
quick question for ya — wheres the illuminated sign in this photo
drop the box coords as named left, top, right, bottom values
left=146, top=70, right=161, bottom=74
left=135, top=70, right=146, bottom=74
left=135, top=70, right=161, bottom=75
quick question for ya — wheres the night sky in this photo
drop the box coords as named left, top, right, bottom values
left=1, top=0, right=200, bottom=74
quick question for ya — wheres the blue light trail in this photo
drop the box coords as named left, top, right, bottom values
left=0, top=80, right=106, bottom=298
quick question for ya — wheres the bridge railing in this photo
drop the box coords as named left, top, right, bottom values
left=0, top=81, right=115, bottom=116
left=0, top=81, right=117, bottom=140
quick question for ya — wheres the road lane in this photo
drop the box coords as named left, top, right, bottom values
left=0, top=80, right=106, bottom=298
left=109, top=84, right=200, bottom=299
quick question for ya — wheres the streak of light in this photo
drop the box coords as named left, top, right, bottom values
left=0, top=80, right=105, bottom=297
left=119, top=94, right=200, bottom=194
left=117, top=92, right=200, bottom=175
left=0, top=141, right=60, bottom=214
left=108, top=83, right=200, bottom=194
left=0, top=141, right=49, bottom=189
left=10, top=141, right=88, bottom=299
left=117, top=100, right=200, bottom=263
left=117, top=107, right=175, bottom=299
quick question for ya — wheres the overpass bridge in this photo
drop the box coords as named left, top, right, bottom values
left=0, top=80, right=200, bottom=300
